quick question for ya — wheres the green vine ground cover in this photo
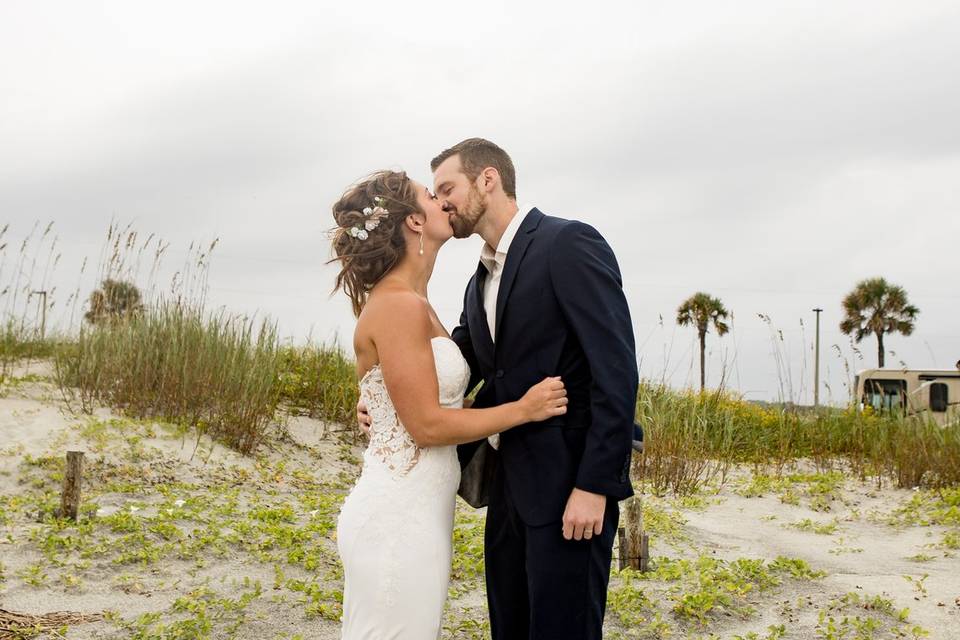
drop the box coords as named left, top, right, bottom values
left=1, top=374, right=958, bottom=639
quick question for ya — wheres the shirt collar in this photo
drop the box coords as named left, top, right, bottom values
left=480, top=204, right=533, bottom=273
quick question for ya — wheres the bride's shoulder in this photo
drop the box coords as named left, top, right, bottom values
left=360, top=287, right=431, bottom=334
left=366, top=285, right=429, bottom=313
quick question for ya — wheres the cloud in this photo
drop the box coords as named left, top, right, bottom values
left=2, top=0, right=958, bottom=401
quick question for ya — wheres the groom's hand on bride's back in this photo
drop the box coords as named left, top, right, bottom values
left=356, top=400, right=371, bottom=437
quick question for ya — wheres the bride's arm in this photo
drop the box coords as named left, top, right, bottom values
left=373, top=292, right=566, bottom=447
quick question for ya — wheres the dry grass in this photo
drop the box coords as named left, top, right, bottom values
left=635, top=383, right=960, bottom=497
left=55, top=301, right=282, bottom=455
left=276, top=342, right=358, bottom=428
left=0, top=608, right=105, bottom=640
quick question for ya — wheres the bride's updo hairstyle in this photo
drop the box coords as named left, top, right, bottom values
left=329, top=170, right=422, bottom=316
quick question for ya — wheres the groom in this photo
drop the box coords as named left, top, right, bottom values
left=432, top=138, right=638, bottom=639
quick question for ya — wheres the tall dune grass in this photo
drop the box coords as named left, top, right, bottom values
left=4, top=220, right=958, bottom=479
left=45, top=222, right=283, bottom=454
left=1, top=321, right=61, bottom=375
left=277, top=343, right=358, bottom=427
left=0, top=221, right=63, bottom=380
left=56, top=301, right=281, bottom=454
left=635, top=382, right=960, bottom=495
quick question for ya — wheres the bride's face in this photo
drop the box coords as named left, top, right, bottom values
left=412, top=180, right=454, bottom=248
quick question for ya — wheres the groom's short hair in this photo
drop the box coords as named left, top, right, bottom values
left=431, top=138, right=517, bottom=199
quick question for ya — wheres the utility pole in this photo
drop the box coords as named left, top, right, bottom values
left=812, top=308, right=823, bottom=408
left=31, top=290, right=47, bottom=339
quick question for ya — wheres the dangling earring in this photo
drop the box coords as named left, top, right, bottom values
left=418, top=231, right=424, bottom=256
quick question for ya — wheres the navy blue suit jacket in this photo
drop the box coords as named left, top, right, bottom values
left=452, top=208, right=638, bottom=526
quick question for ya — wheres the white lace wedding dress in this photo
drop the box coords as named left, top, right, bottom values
left=337, top=336, right=470, bottom=639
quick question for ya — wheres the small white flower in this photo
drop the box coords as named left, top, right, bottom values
left=173, top=499, right=186, bottom=508
left=129, top=505, right=141, bottom=513
left=308, top=509, right=319, bottom=517
left=338, top=199, right=389, bottom=240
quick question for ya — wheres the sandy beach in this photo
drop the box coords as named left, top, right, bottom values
left=1, top=360, right=958, bottom=639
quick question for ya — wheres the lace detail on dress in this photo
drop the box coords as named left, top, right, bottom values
left=360, top=365, right=421, bottom=475
left=357, top=337, right=471, bottom=478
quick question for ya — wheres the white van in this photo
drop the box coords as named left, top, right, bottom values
left=854, top=368, right=960, bottom=426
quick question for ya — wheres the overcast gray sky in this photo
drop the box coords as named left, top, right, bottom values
left=2, top=0, right=958, bottom=403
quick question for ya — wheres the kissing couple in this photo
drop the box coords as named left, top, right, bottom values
left=330, top=138, right=639, bottom=639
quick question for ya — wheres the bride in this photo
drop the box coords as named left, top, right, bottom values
left=329, top=170, right=567, bottom=639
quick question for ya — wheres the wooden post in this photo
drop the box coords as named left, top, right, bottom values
left=618, top=528, right=650, bottom=572
left=638, top=532, right=650, bottom=572
left=620, top=495, right=651, bottom=572
left=60, top=451, right=84, bottom=520
left=31, top=290, right=47, bottom=339
left=618, top=527, right=629, bottom=570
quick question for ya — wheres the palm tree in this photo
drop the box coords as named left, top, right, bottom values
left=84, top=278, right=144, bottom=325
left=677, top=292, right=730, bottom=391
left=839, top=277, right=919, bottom=368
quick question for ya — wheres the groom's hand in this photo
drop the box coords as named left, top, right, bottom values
left=357, top=400, right=371, bottom=437
left=562, top=488, right=607, bottom=541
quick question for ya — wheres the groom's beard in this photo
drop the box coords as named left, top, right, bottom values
left=450, top=184, right=487, bottom=239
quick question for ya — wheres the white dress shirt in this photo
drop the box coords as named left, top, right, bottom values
left=480, top=204, right=533, bottom=342
left=481, top=204, right=533, bottom=449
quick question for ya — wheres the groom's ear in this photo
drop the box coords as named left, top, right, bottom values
left=478, top=167, right=500, bottom=194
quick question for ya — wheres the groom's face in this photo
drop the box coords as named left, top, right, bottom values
left=433, top=155, right=486, bottom=239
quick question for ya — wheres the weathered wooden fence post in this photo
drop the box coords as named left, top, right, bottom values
left=60, top=451, right=84, bottom=520
left=619, top=495, right=650, bottom=572
left=618, top=431, right=650, bottom=571
left=638, top=530, right=649, bottom=572
left=618, top=526, right=628, bottom=568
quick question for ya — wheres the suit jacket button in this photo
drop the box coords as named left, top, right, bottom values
left=495, top=369, right=504, bottom=378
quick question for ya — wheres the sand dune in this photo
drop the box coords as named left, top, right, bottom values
left=0, top=361, right=957, bottom=639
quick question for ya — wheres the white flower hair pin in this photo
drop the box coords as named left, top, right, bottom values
left=346, top=197, right=390, bottom=241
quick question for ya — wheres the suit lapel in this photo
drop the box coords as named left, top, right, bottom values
left=494, top=209, right=543, bottom=343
